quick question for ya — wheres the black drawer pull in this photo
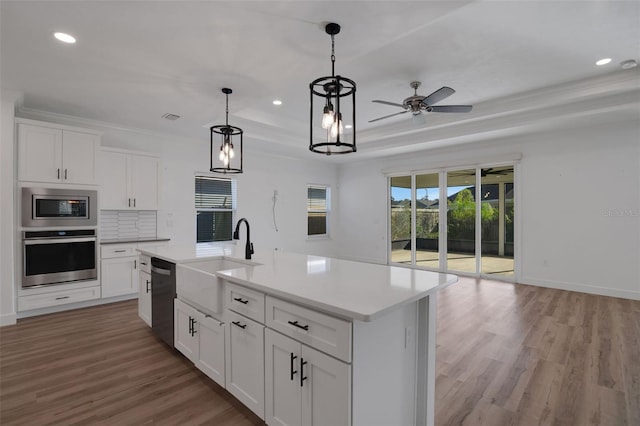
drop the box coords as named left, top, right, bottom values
left=146, top=280, right=151, bottom=293
left=140, top=262, right=147, bottom=266
left=55, top=296, right=70, bottom=300
left=233, top=297, right=249, bottom=305
left=114, top=250, right=127, bottom=253
left=288, top=320, right=309, bottom=331
left=232, top=321, right=247, bottom=329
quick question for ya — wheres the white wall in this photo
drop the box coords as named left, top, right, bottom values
left=0, top=92, right=19, bottom=325
left=336, top=118, right=640, bottom=300
left=99, top=128, right=339, bottom=256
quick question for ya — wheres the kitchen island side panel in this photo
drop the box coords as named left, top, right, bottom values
left=352, top=301, right=418, bottom=426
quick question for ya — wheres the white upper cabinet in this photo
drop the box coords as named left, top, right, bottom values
left=99, top=149, right=159, bottom=210
left=18, top=121, right=100, bottom=185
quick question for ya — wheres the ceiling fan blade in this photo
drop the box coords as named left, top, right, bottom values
left=368, top=110, right=409, bottom=123
left=372, top=100, right=406, bottom=108
left=422, top=86, right=455, bottom=105
left=429, top=105, right=473, bottom=113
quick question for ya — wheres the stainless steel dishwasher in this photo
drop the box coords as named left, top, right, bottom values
left=150, top=257, right=176, bottom=347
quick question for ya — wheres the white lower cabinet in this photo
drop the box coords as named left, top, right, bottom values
left=101, top=256, right=138, bottom=297
left=138, top=270, right=152, bottom=326
left=265, top=328, right=351, bottom=426
left=138, top=255, right=152, bottom=327
left=225, top=309, right=265, bottom=419
left=174, top=298, right=226, bottom=387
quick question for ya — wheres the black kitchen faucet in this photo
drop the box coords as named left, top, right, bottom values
left=233, top=218, right=254, bottom=260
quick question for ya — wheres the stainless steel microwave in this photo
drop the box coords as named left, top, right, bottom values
left=22, top=187, right=97, bottom=227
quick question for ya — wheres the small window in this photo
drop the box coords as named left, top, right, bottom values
left=195, top=176, right=236, bottom=242
left=307, top=185, right=330, bottom=237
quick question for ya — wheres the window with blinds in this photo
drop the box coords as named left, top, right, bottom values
left=307, top=185, right=330, bottom=236
left=195, top=176, right=236, bottom=242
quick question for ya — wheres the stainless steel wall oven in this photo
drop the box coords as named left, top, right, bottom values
left=22, top=229, right=97, bottom=288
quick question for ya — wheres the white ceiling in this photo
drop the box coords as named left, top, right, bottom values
left=2, top=1, right=639, bottom=162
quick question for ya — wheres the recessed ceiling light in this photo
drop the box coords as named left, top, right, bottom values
left=620, top=59, right=638, bottom=69
left=272, top=100, right=282, bottom=106
left=53, top=32, right=76, bottom=44
left=595, top=58, right=612, bottom=66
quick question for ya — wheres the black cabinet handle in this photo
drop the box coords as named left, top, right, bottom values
left=233, top=297, right=249, bottom=305
left=146, top=279, right=151, bottom=293
left=133, top=198, right=136, bottom=207
left=114, top=250, right=126, bottom=253
left=290, top=353, right=298, bottom=381
left=140, top=262, right=147, bottom=266
left=64, top=169, right=68, bottom=180
left=232, top=321, right=246, bottom=329
left=188, top=317, right=197, bottom=336
left=128, top=198, right=131, bottom=207
left=57, top=168, right=60, bottom=179
left=300, top=358, right=308, bottom=387
left=288, top=320, right=309, bottom=331
left=55, top=296, right=70, bottom=300
left=134, top=260, right=137, bottom=269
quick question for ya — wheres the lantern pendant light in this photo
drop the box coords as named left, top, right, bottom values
left=210, top=88, right=243, bottom=173
left=309, top=23, right=356, bottom=155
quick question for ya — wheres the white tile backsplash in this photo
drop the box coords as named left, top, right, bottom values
left=100, top=211, right=157, bottom=240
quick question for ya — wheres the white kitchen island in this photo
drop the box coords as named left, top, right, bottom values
left=138, top=243, right=457, bottom=426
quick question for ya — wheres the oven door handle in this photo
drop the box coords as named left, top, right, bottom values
left=23, top=237, right=97, bottom=245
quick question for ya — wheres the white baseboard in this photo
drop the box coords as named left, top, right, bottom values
left=16, top=293, right=138, bottom=319
left=1, top=313, right=17, bottom=326
left=520, top=276, right=640, bottom=300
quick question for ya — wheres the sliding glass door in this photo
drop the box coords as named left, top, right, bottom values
left=390, top=176, right=412, bottom=264
left=480, top=166, right=515, bottom=276
left=416, top=173, right=440, bottom=269
left=446, top=170, right=476, bottom=273
left=389, top=165, right=516, bottom=278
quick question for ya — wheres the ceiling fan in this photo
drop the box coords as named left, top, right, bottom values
left=369, top=81, right=472, bottom=123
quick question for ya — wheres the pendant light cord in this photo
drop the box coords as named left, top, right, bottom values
left=330, top=34, right=336, bottom=77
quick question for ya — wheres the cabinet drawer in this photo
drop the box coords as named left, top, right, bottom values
left=101, top=244, right=137, bottom=258
left=138, top=254, right=151, bottom=273
left=266, top=297, right=352, bottom=363
left=18, top=286, right=100, bottom=311
left=225, top=282, right=265, bottom=323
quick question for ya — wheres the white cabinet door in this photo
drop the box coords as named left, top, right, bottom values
left=265, top=329, right=302, bottom=426
left=225, top=310, right=265, bottom=419
left=99, top=150, right=129, bottom=209
left=138, top=270, right=152, bottom=327
left=129, top=154, right=159, bottom=210
left=18, top=124, right=63, bottom=183
left=98, top=150, right=159, bottom=210
left=197, top=314, right=226, bottom=387
left=174, top=299, right=199, bottom=363
left=101, top=257, right=138, bottom=298
left=301, top=344, right=351, bottom=426
left=61, top=130, right=99, bottom=184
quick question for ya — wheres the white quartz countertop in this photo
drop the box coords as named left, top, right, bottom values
left=138, top=243, right=457, bottom=322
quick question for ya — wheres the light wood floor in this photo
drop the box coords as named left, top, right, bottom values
left=1, top=278, right=638, bottom=425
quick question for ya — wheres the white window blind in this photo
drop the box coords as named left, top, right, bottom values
left=195, top=176, right=236, bottom=242
left=307, top=185, right=329, bottom=236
